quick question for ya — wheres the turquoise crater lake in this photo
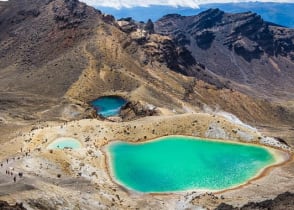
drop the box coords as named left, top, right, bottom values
left=107, top=136, right=278, bottom=193
left=91, top=96, right=127, bottom=117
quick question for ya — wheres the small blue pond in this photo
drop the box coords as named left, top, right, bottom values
left=91, top=96, right=127, bottom=117
left=47, top=138, right=82, bottom=149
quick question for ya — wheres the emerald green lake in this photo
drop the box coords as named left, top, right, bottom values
left=107, top=136, right=277, bottom=193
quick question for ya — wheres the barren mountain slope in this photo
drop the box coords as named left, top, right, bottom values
left=0, top=1, right=294, bottom=210
left=155, top=9, right=294, bottom=101
left=0, top=0, right=103, bottom=97
left=0, top=0, right=293, bottom=129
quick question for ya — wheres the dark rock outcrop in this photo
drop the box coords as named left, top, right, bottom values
left=118, top=18, right=226, bottom=88
left=0, top=201, right=26, bottom=210
left=232, top=39, right=263, bottom=62
left=216, top=191, right=294, bottom=210
left=52, top=0, right=101, bottom=29
left=195, top=30, right=215, bottom=50
left=144, top=19, right=155, bottom=34
left=120, top=101, right=158, bottom=121
left=117, top=18, right=138, bottom=33
left=140, top=34, right=227, bottom=88
left=188, top=8, right=224, bottom=31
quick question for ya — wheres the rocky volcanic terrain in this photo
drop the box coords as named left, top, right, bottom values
left=155, top=9, right=294, bottom=100
left=0, top=0, right=293, bottom=209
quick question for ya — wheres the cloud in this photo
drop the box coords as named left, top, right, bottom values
left=80, top=0, right=294, bottom=9
left=80, top=0, right=199, bottom=9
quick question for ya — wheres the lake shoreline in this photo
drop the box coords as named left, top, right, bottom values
left=103, top=135, right=291, bottom=195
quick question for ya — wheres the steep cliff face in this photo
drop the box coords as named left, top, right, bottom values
left=117, top=18, right=226, bottom=89
left=155, top=9, right=294, bottom=100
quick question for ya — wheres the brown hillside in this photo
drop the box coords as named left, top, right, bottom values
left=0, top=0, right=293, bottom=128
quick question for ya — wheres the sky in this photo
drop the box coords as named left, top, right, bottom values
left=0, top=0, right=293, bottom=8
left=80, top=0, right=294, bottom=9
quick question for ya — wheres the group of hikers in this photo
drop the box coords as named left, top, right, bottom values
left=1, top=148, right=26, bottom=183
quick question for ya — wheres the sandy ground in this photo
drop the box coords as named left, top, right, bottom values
left=0, top=113, right=293, bottom=209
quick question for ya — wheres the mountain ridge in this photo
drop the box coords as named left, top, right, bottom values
left=155, top=8, right=294, bottom=102
left=97, top=2, right=294, bottom=28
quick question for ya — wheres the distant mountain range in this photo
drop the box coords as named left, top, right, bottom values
left=98, top=2, right=294, bottom=28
